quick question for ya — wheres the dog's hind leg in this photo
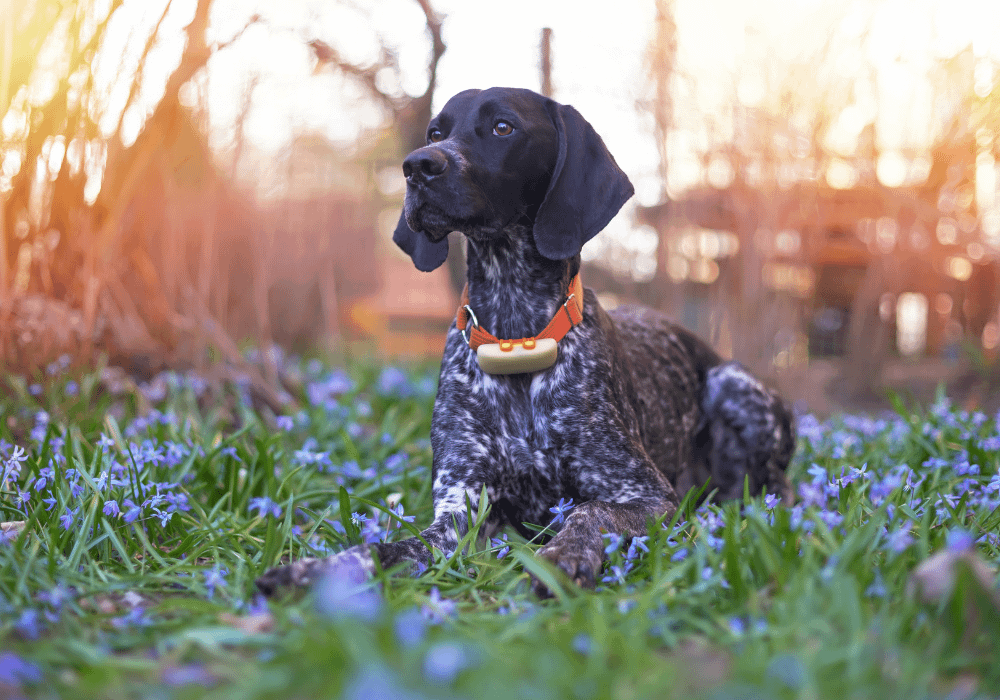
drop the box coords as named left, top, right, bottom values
left=694, top=362, right=796, bottom=502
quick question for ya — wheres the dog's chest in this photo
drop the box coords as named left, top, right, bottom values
left=436, top=329, right=584, bottom=455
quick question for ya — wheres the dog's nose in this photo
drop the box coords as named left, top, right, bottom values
left=402, top=148, right=448, bottom=183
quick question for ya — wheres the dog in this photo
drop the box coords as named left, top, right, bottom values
left=256, top=87, right=795, bottom=597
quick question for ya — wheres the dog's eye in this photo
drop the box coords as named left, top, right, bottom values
left=428, top=129, right=443, bottom=143
left=493, top=121, right=514, bottom=136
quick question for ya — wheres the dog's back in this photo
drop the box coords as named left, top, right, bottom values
left=609, top=304, right=794, bottom=502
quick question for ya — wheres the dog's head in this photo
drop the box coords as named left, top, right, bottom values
left=393, top=87, right=634, bottom=272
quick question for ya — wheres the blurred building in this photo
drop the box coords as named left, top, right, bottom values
left=638, top=178, right=999, bottom=366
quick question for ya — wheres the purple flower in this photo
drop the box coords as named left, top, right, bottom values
left=626, top=535, right=649, bottom=560
left=548, top=497, right=575, bottom=525
left=383, top=453, right=408, bottom=473
left=390, top=503, right=415, bottom=529
left=423, top=642, right=469, bottom=683
left=103, top=500, right=120, bottom=518
left=15, top=609, right=42, bottom=639
left=394, top=608, right=427, bottom=648
left=865, top=570, right=887, bottom=598
left=602, top=563, right=632, bottom=584
left=122, top=499, right=142, bottom=523
left=59, top=507, right=77, bottom=530
left=421, top=587, right=456, bottom=624
left=491, top=534, right=510, bottom=559
left=0, top=652, right=41, bottom=686
left=945, top=528, right=975, bottom=552
left=806, top=463, right=828, bottom=484
left=315, top=561, right=381, bottom=621
left=161, top=664, right=216, bottom=687
left=764, top=494, right=780, bottom=510
left=112, top=606, right=152, bottom=629
left=602, top=532, right=622, bottom=556
left=248, top=497, right=282, bottom=519
left=275, top=416, right=294, bottom=431
left=37, top=583, right=72, bottom=610
left=376, top=367, right=411, bottom=397
left=204, top=567, right=228, bottom=599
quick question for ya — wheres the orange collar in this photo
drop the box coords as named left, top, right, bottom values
left=456, top=274, right=584, bottom=374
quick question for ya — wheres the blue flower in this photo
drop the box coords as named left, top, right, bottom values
left=945, top=528, right=974, bottom=552
left=248, top=497, right=282, bottom=519
left=393, top=607, right=427, bottom=648
left=491, top=534, right=510, bottom=559
left=112, top=607, right=152, bottom=629
left=884, top=528, right=913, bottom=553
left=15, top=609, right=42, bottom=639
left=204, top=567, right=228, bottom=600
left=122, top=499, right=143, bottom=524
left=806, top=463, right=827, bottom=485
left=0, top=652, right=42, bottom=686
left=315, top=562, right=381, bottom=621
left=602, top=563, right=632, bottom=584
left=275, top=416, right=294, bottom=431
left=59, top=507, right=77, bottom=531
left=602, top=531, right=622, bottom=555
left=626, top=535, right=649, bottom=560
left=764, top=493, right=781, bottom=510
left=421, top=587, right=456, bottom=624
left=37, top=583, right=72, bottom=610
left=161, top=664, right=216, bottom=687
left=390, top=503, right=415, bottom=529
left=865, top=570, right=887, bottom=598
left=384, top=453, right=408, bottom=473
left=548, top=497, right=575, bottom=524
left=423, top=642, right=469, bottom=684
left=376, top=367, right=411, bottom=397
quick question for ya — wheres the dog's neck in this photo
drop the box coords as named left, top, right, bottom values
left=463, top=224, right=580, bottom=341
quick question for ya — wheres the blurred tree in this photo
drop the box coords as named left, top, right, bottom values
left=306, top=0, right=445, bottom=153
left=0, top=0, right=293, bottom=406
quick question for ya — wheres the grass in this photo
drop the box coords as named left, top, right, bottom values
left=1, top=355, right=999, bottom=699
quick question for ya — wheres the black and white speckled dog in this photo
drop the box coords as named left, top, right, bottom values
left=256, top=87, right=795, bottom=597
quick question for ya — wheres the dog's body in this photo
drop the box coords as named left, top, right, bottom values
left=257, top=87, right=794, bottom=596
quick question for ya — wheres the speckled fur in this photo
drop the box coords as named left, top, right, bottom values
left=255, top=88, right=794, bottom=597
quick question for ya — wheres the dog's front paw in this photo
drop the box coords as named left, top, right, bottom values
left=532, top=542, right=603, bottom=598
left=255, top=546, right=375, bottom=597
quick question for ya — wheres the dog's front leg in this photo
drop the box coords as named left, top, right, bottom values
left=533, top=496, right=673, bottom=596
left=254, top=495, right=482, bottom=596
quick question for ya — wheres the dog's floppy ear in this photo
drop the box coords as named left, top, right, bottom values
left=533, top=102, right=634, bottom=261
left=392, top=212, right=449, bottom=272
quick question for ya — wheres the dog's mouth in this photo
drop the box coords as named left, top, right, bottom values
left=404, top=201, right=455, bottom=242
left=405, top=188, right=522, bottom=244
